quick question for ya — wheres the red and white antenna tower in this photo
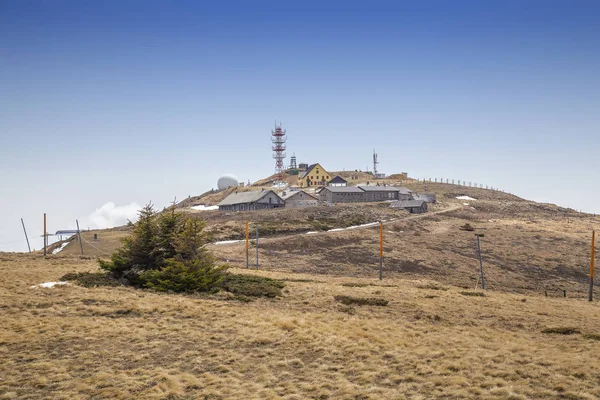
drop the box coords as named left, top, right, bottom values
left=271, top=121, right=287, bottom=181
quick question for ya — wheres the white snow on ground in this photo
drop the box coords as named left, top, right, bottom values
left=328, top=228, right=344, bottom=232
left=31, top=281, right=69, bottom=289
left=214, top=239, right=245, bottom=245
left=190, top=205, right=219, bottom=211
left=456, top=196, right=477, bottom=201
left=305, top=231, right=318, bottom=235
left=347, top=222, right=380, bottom=229
left=463, top=203, right=470, bottom=206
left=52, top=242, right=69, bottom=254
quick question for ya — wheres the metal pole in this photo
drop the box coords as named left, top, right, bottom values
left=590, top=230, right=595, bottom=302
left=255, top=226, right=259, bottom=270
left=43, top=213, right=47, bottom=256
left=476, top=234, right=485, bottom=290
left=246, top=220, right=249, bottom=268
left=21, top=218, right=31, bottom=253
left=76, top=220, right=84, bottom=255
left=379, top=222, right=383, bottom=280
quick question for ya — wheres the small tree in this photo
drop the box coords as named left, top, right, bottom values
left=99, top=204, right=226, bottom=292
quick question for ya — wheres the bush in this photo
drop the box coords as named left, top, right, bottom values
left=334, top=295, right=388, bottom=306
left=99, top=204, right=226, bottom=293
left=221, top=274, right=284, bottom=298
left=542, top=327, right=581, bottom=335
left=460, top=291, right=485, bottom=297
left=140, top=258, right=227, bottom=293
left=60, top=272, right=121, bottom=288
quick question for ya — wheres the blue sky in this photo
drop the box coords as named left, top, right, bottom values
left=1, top=0, right=599, bottom=251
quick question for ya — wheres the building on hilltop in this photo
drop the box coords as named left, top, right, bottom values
left=318, top=185, right=414, bottom=204
left=281, top=190, right=318, bottom=209
left=390, top=199, right=428, bottom=214
left=412, top=193, right=437, bottom=203
left=328, top=176, right=348, bottom=187
left=218, top=190, right=285, bottom=212
left=318, top=186, right=366, bottom=203
left=298, top=163, right=331, bottom=188
left=357, top=185, right=413, bottom=201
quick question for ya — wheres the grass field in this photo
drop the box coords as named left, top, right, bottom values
left=2, top=253, right=600, bottom=399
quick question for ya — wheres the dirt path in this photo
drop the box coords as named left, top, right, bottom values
left=207, top=203, right=462, bottom=248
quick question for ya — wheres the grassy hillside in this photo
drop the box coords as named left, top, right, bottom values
left=2, top=254, right=600, bottom=399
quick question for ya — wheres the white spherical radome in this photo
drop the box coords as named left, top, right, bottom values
left=217, top=174, right=240, bottom=190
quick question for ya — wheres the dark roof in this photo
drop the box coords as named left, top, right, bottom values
left=413, top=193, right=437, bottom=203
left=328, top=175, right=347, bottom=184
left=320, top=186, right=364, bottom=193
left=218, top=190, right=282, bottom=206
left=299, top=163, right=318, bottom=179
left=390, top=200, right=427, bottom=208
left=358, top=185, right=412, bottom=194
left=281, top=190, right=317, bottom=201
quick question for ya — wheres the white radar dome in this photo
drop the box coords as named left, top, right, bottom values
left=217, top=174, right=240, bottom=190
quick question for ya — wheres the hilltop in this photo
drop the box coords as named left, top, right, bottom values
left=53, top=175, right=598, bottom=298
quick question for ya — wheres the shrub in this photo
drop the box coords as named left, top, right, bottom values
left=59, top=272, right=121, bottom=288
left=582, top=333, right=600, bottom=340
left=334, top=295, right=388, bottom=306
left=140, top=258, right=226, bottom=293
left=221, top=274, right=284, bottom=298
left=460, top=291, right=485, bottom=297
left=99, top=204, right=226, bottom=293
left=542, top=327, right=581, bottom=335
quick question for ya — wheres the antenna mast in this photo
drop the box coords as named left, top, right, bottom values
left=271, top=122, right=287, bottom=182
left=373, top=149, right=379, bottom=175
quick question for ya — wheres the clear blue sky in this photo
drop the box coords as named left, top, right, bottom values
left=1, top=0, right=599, bottom=251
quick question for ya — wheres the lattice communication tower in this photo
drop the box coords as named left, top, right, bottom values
left=272, top=122, right=287, bottom=180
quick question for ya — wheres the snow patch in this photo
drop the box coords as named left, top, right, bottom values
left=456, top=196, right=477, bottom=201
left=52, top=242, right=69, bottom=254
left=31, top=281, right=69, bottom=289
left=305, top=231, right=318, bottom=235
left=463, top=203, right=470, bottom=206
left=190, top=205, right=218, bottom=211
left=214, top=240, right=244, bottom=245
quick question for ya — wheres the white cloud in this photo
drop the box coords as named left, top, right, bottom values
left=88, top=202, right=141, bottom=229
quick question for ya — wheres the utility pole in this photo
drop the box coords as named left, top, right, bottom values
left=255, top=226, right=259, bottom=270
left=43, top=213, right=47, bottom=256
left=21, top=218, right=31, bottom=253
left=475, top=234, right=485, bottom=290
left=76, top=220, right=84, bottom=255
left=590, top=230, right=595, bottom=302
left=379, top=222, right=383, bottom=280
left=245, top=220, right=249, bottom=268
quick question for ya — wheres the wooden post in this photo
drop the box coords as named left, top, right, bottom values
left=475, top=234, right=485, bottom=290
left=379, top=222, right=383, bottom=280
left=43, top=213, right=47, bottom=256
left=590, top=230, right=595, bottom=302
left=21, top=218, right=31, bottom=253
left=76, top=220, right=84, bottom=255
left=255, top=226, right=259, bottom=270
left=245, top=220, right=249, bottom=268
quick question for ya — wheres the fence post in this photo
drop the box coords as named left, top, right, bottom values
left=590, top=230, right=595, bottom=302
left=379, top=222, right=383, bottom=280
left=21, top=218, right=31, bottom=253
left=245, top=220, right=249, bottom=268
left=43, top=213, right=47, bottom=256
left=76, top=220, right=84, bottom=255
left=475, top=234, right=485, bottom=290
left=255, top=226, right=259, bottom=270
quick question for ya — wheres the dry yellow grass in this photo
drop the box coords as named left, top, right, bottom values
left=2, top=253, right=600, bottom=399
